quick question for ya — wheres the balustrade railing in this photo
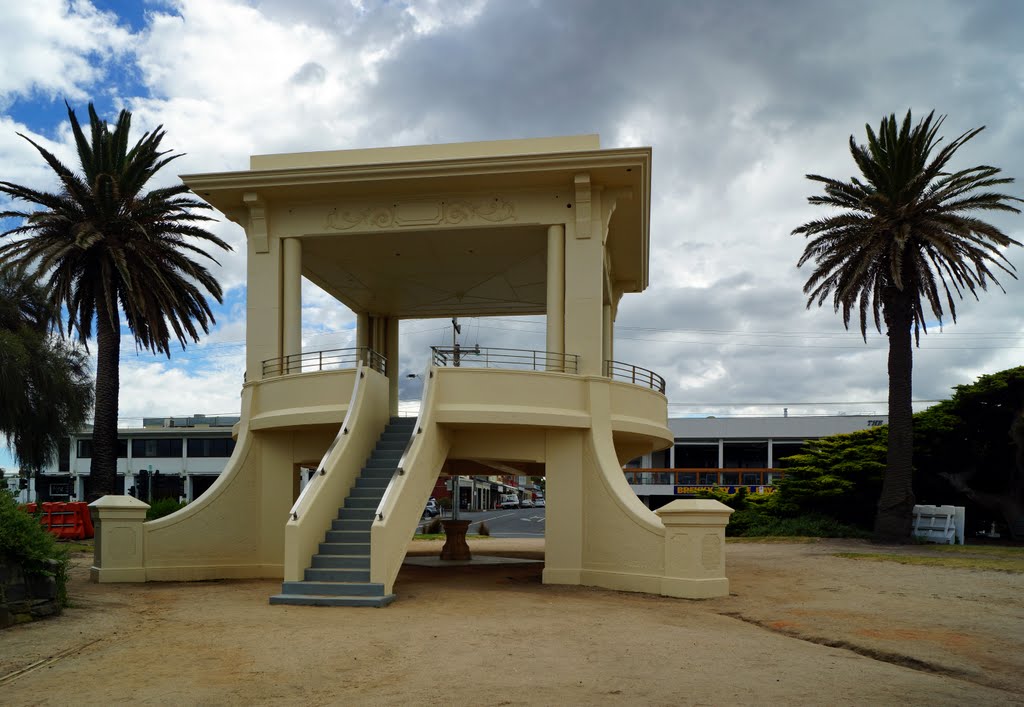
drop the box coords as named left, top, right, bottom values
left=430, top=346, right=579, bottom=373
left=604, top=360, right=666, bottom=393
left=262, top=347, right=386, bottom=378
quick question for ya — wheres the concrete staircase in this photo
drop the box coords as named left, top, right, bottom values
left=270, top=417, right=416, bottom=607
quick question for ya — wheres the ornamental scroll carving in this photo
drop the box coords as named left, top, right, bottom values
left=325, top=196, right=515, bottom=231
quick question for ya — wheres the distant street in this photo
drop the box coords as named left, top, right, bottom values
left=427, top=507, right=545, bottom=538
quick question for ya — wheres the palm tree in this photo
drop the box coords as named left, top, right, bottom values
left=0, top=103, right=230, bottom=500
left=0, top=266, right=93, bottom=489
left=794, top=110, right=1022, bottom=542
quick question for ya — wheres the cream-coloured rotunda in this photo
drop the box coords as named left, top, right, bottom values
left=89, top=135, right=733, bottom=606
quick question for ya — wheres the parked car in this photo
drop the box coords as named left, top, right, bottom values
left=499, top=493, right=520, bottom=509
left=534, top=498, right=545, bottom=508
left=521, top=498, right=535, bottom=508
left=423, top=498, right=440, bottom=518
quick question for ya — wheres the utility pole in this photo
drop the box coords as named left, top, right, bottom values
left=452, top=317, right=462, bottom=367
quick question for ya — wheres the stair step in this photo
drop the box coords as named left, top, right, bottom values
left=376, top=440, right=406, bottom=451
left=355, top=477, right=391, bottom=489
left=348, top=487, right=385, bottom=498
left=360, top=468, right=396, bottom=479
left=332, top=518, right=372, bottom=531
left=318, top=542, right=370, bottom=555
left=270, top=593, right=396, bottom=607
left=378, top=426, right=409, bottom=438
left=304, top=567, right=371, bottom=582
left=325, top=530, right=370, bottom=543
left=281, top=580, right=386, bottom=596
left=311, top=554, right=370, bottom=569
left=343, top=497, right=380, bottom=509
left=337, top=508, right=376, bottom=521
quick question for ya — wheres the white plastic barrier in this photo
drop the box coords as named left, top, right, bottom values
left=912, top=504, right=965, bottom=545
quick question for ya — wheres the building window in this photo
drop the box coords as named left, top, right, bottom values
left=772, top=442, right=805, bottom=467
left=674, top=444, right=718, bottom=468
left=698, top=471, right=719, bottom=485
left=741, top=471, right=763, bottom=485
left=723, top=442, right=768, bottom=468
left=76, top=439, right=129, bottom=458
left=58, top=438, right=70, bottom=472
left=131, top=438, right=183, bottom=458
left=187, top=438, right=236, bottom=458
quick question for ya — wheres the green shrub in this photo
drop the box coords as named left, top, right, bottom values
left=425, top=516, right=443, bottom=534
left=727, top=508, right=870, bottom=539
left=0, top=490, right=70, bottom=605
left=146, top=497, right=187, bottom=520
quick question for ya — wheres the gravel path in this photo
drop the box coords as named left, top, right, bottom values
left=2, top=538, right=1021, bottom=705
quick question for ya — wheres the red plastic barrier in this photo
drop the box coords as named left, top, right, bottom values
left=75, top=502, right=95, bottom=538
left=19, top=501, right=94, bottom=540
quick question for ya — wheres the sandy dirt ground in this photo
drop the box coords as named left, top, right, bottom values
left=1, top=538, right=1022, bottom=706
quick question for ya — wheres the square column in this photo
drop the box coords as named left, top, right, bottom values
left=386, top=316, right=399, bottom=416
left=546, top=224, right=565, bottom=370
left=564, top=175, right=605, bottom=375
left=282, top=237, right=302, bottom=370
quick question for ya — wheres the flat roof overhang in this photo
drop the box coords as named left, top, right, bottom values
left=182, top=138, right=652, bottom=318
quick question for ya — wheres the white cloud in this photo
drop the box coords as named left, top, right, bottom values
left=0, top=0, right=133, bottom=104
left=1, top=0, right=1023, bottom=428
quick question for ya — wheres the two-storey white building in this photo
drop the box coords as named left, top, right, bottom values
left=34, top=414, right=239, bottom=503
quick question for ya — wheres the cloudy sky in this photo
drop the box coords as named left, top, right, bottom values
left=2, top=0, right=1023, bottom=468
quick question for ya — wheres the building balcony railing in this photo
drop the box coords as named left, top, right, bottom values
left=624, top=467, right=783, bottom=489
left=604, top=360, right=666, bottom=394
left=262, top=347, right=386, bottom=378
left=430, top=346, right=579, bottom=373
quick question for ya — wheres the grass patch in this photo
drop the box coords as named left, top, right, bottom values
left=726, top=536, right=818, bottom=544
left=59, top=541, right=93, bottom=553
left=412, top=533, right=491, bottom=541
left=834, top=552, right=1024, bottom=573
left=932, top=544, right=1024, bottom=558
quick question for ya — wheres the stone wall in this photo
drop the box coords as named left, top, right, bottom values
left=0, top=559, right=61, bottom=628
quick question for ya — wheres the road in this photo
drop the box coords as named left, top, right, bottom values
left=428, top=507, right=545, bottom=538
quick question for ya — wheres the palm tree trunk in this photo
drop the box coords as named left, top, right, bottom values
left=875, top=289, right=916, bottom=542
left=88, top=297, right=120, bottom=501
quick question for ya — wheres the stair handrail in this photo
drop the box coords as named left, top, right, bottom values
left=289, top=361, right=367, bottom=521
left=374, top=362, right=434, bottom=521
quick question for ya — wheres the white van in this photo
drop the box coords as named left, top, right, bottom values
left=499, top=493, right=520, bottom=509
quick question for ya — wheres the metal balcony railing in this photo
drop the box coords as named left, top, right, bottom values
left=262, top=347, right=386, bottom=378
left=431, top=346, right=579, bottom=373
left=604, top=360, right=666, bottom=393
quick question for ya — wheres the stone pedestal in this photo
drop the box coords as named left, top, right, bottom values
left=440, top=519, right=472, bottom=561
left=655, top=499, right=734, bottom=599
left=89, top=495, right=150, bottom=583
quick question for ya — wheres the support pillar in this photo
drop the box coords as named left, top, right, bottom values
left=564, top=174, right=605, bottom=376
left=356, top=312, right=369, bottom=364
left=602, top=302, right=613, bottom=372
left=282, top=237, right=302, bottom=372
left=386, top=316, right=399, bottom=416
left=546, top=224, right=565, bottom=371
left=542, top=429, right=583, bottom=585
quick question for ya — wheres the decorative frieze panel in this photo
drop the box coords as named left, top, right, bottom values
left=325, top=196, right=516, bottom=231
